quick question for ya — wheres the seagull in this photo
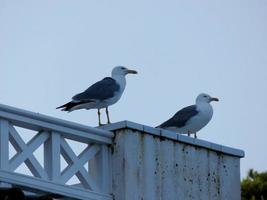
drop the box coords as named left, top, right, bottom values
left=157, top=93, right=219, bottom=138
left=57, top=66, right=137, bottom=126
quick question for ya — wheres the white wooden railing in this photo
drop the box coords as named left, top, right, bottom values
left=0, top=104, right=113, bottom=200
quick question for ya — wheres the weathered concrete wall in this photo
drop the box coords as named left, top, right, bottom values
left=109, top=123, right=243, bottom=200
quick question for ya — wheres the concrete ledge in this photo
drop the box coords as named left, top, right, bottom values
left=100, top=120, right=245, bottom=158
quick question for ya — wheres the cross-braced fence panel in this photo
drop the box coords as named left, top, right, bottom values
left=0, top=104, right=113, bottom=200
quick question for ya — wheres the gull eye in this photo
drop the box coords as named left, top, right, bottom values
left=121, top=67, right=126, bottom=70
left=203, top=95, right=207, bottom=98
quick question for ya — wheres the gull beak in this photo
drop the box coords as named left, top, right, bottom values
left=127, top=69, right=138, bottom=74
left=210, top=97, right=219, bottom=102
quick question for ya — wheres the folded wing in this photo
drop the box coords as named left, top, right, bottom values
left=72, top=77, right=120, bottom=102
left=158, top=105, right=199, bottom=128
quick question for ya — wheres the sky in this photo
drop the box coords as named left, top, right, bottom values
left=0, top=0, right=266, bottom=179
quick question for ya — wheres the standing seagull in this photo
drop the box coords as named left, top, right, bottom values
left=57, top=66, right=137, bottom=126
left=157, top=93, right=219, bottom=138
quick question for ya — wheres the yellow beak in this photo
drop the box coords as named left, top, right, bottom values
left=210, top=97, right=219, bottom=102
left=127, top=69, right=138, bottom=74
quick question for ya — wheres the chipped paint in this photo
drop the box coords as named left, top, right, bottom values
left=112, top=129, right=242, bottom=200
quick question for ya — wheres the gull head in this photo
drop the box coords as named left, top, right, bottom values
left=196, top=93, right=219, bottom=104
left=112, top=66, right=138, bottom=77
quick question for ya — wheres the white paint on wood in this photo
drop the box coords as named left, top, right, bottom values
left=143, top=133, right=158, bottom=200
left=0, top=170, right=112, bottom=200
left=0, top=104, right=113, bottom=139
left=9, top=126, right=49, bottom=179
left=9, top=128, right=49, bottom=178
left=44, top=131, right=61, bottom=181
left=0, top=104, right=112, bottom=200
left=102, top=121, right=245, bottom=157
left=161, top=140, right=176, bottom=200
left=60, top=138, right=100, bottom=191
left=0, top=119, right=9, bottom=170
left=111, top=128, right=243, bottom=200
left=0, top=107, right=113, bottom=144
left=0, top=104, right=244, bottom=200
left=123, top=130, right=141, bottom=200
left=90, top=145, right=111, bottom=193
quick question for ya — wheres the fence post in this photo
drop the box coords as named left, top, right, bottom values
left=0, top=119, right=9, bottom=170
left=44, top=131, right=61, bottom=182
left=89, top=145, right=111, bottom=193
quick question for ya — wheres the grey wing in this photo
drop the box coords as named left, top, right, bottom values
left=159, top=105, right=199, bottom=128
left=72, top=77, right=120, bottom=102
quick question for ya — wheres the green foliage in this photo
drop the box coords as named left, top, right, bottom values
left=241, top=169, right=267, bottom=200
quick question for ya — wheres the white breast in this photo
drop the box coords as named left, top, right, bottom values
left=188, top=103, right=213, bottom=133
left=172, top=103, right=213, bottom=134
left=105, top=75, right=126, bottom=106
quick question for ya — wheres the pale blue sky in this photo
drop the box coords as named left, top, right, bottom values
left=0, top=0, right=266, bottom=178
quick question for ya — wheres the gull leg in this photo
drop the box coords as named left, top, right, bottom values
left=194, top=133, right=197, bottom=139
left=187, top=131, right=190, bottom=137
left=106, top=107, right=111, bottom=124
left=97, top=109, right=102, bottom=126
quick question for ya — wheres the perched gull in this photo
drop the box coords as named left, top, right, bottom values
left=157, top=93, right=219, bottom=138
left=57, top=66, right=137, bottom=126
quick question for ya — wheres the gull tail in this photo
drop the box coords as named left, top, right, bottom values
left=56, top=101, right=79, bottom=112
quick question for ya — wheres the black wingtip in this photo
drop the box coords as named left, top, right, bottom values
left=56, top=102, right=73, bottom=111
left=56, top=101, right=83, bottom=112
left=56, top=105, right=68, bottom=111
left=56, top=105, right=64, bottom=109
